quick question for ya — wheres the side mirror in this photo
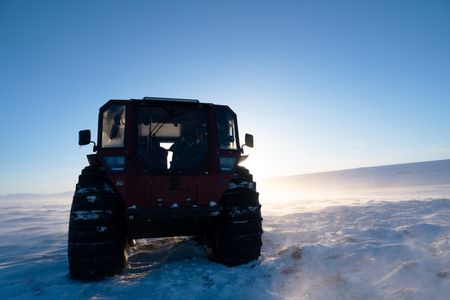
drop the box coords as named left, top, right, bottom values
left=244, top=133, right=254, bottom=148
left=78, top=130, right=91, bottom=146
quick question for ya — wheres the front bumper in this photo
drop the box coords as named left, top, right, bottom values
left=125, top=205, right=220, bottom=238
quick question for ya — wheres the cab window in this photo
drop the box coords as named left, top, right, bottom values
left=216, top=108, right=238, bottom=150
left=102, top=104, right=126, bottom=148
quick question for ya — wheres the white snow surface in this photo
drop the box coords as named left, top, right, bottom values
left=1, top=191, right=450, bottom=299
left=1, top=159, right=450, bottom=299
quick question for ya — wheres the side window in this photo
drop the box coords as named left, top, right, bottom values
left=217, top=108, right=238, bottom=150
left=102, top=104, right=126, bottom=148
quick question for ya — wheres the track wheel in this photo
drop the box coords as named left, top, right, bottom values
left=208, top=167, right=262, bottom=265
left=68, top=166, right=128, bottom=280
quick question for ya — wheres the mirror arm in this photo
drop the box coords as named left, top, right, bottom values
left=240, top=143, right=249, bottom=154
left=91, top=141, right=98, bottom=152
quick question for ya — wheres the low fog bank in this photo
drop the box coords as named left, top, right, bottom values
left=0, top=192, right=72, bottom=202
left=1, top=159, right=449, bottom=215
left=260, top=159, right=450, bottom=214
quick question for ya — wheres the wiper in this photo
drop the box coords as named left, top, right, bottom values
left=150, top=114, right=171, bottom=137
left=150, top=107, right=187, bottom=137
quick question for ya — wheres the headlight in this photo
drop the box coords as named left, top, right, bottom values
left=219, top=157, right=236, bottom=171
left=104, top=156, right=125, bottom=172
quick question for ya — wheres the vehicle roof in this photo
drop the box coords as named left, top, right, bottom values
left=100, top=97, right=231, bottom=109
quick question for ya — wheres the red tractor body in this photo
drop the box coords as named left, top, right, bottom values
left=69, top=97, right=261, bottom=279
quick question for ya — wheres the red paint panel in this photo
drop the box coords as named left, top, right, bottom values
left=150, top=175, right=197, bottom=208
left=197, top=174, right=232, bottom=205
left=125, top=174, right=151, bottom=207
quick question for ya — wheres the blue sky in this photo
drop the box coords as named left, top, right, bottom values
left=1, top=0, right=449, bottom=194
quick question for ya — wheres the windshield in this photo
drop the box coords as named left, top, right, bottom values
left=137, top=106, right=208, bottom=172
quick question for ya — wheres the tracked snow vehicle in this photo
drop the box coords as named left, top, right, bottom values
left=68, top=97, right=262, bottom=279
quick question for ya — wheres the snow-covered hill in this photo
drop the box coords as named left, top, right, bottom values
left=1, top=160, right=450, bottom=299
left=266, top=159, right=450, bottom=191
left=260, top=159, right=450, bottom=212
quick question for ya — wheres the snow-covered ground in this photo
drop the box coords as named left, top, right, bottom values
left=1, top=187, right=450, bottom=299
left=1, top=160, right=450, bottom=299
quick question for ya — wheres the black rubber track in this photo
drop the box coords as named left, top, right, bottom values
left=68, top=166, right=128, bottom=280
left=209, top=167, right=263, bottom=265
